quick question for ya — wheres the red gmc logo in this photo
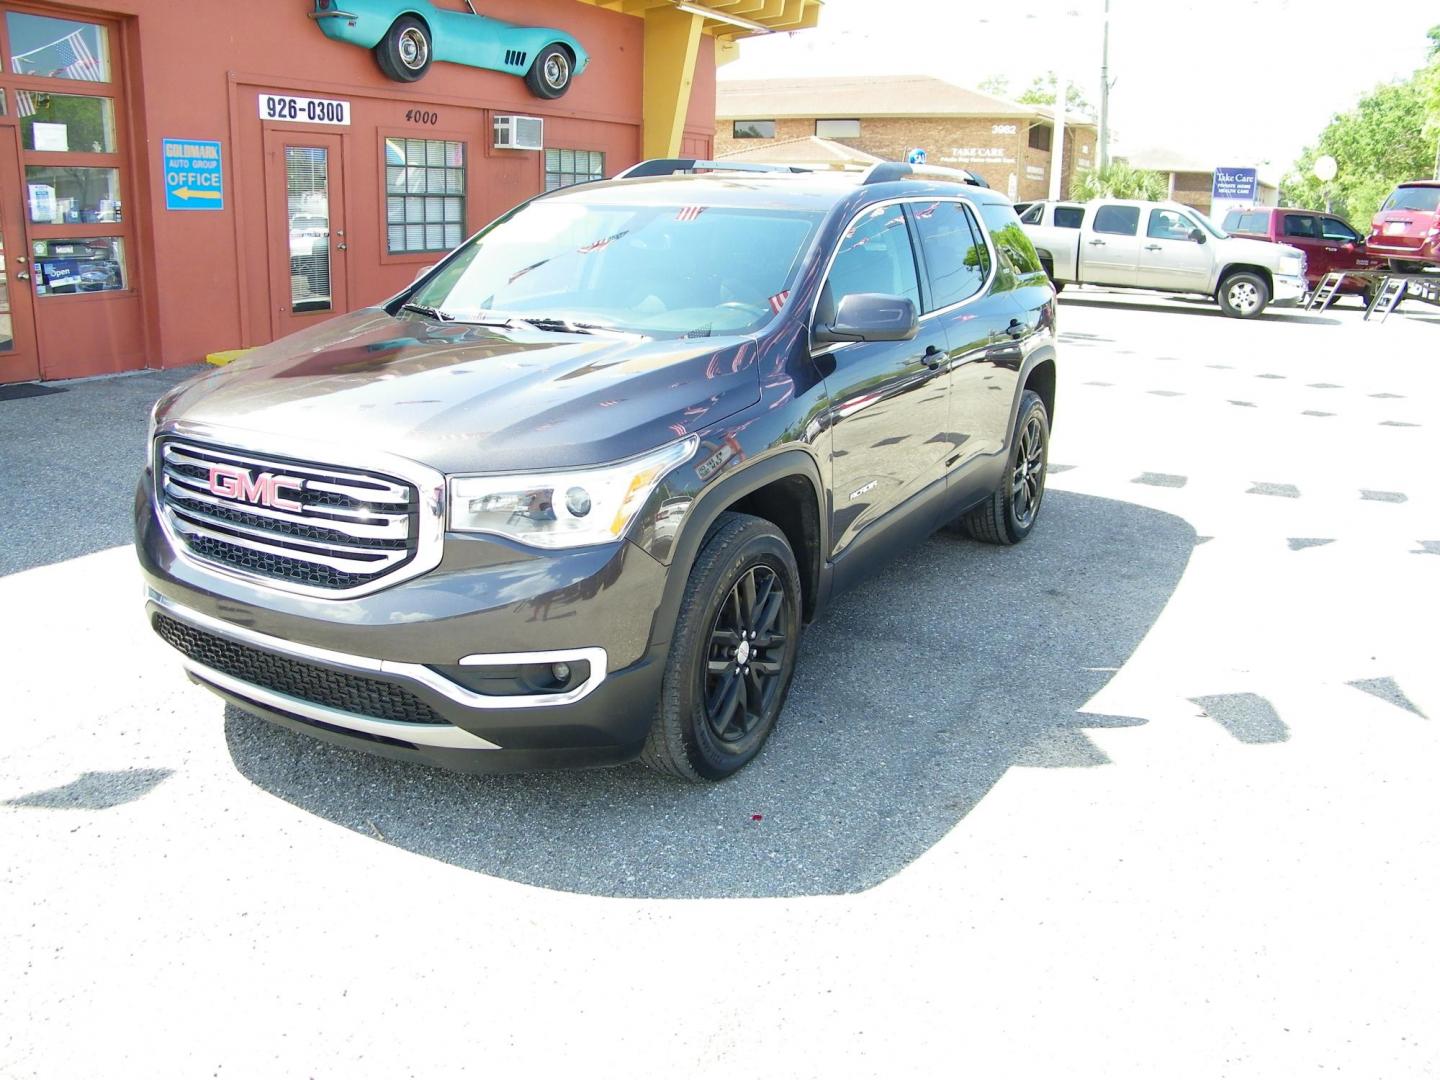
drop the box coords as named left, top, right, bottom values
left=208, top=464, right=304, bottom=512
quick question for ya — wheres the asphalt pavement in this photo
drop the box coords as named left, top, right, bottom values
left=2, top=293, right=1437, bottom=1078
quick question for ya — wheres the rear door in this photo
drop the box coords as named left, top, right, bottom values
left=1137, top=207, right=1212, bottom=292
left=1082, top=204, right=1141, bottom=285
left=819, top=201, right=949, bottom=555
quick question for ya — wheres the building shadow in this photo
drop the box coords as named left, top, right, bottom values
left=224, top=490, right=1196, bottom=899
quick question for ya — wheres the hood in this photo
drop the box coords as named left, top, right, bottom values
left=159, top=309, right=763, bottom=474
left=1220, top=235, right=1303, bottom=266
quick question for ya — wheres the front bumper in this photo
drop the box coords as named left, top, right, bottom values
left=1271, top=273, right=1307, bottom=306
left=136, top=476, right=670, bottom=773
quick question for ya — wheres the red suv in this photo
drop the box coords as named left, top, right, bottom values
left=1222, top=206, right=1381, bottom=297
left=1367, top=180, right=1440, bottom=272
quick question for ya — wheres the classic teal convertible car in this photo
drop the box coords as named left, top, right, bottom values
left=309, top=0, right=589, bottom=98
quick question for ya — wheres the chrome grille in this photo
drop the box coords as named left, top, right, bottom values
left=157, top=438, right=419, bottom=593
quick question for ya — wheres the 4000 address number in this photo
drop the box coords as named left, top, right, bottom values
left=258, top=94, right=351, bottom=126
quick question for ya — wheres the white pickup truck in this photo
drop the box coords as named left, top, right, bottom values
left=1019, top=199, right=1307, bottom=318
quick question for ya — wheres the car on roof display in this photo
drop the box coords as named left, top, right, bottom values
left=309, top=0, right=588, bottom=98
left=136, top=158, right=1059, bottom=783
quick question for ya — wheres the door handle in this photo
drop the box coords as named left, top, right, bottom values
left=920, top=344, right=943, bottom=370
left=14, top=271, right=30, bottom=281
left=1144, top=244, right=1163, bottom=251
left=1088, top=239, right=1107, bottom=246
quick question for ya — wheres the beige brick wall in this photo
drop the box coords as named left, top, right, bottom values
left=717, top=114, right=1095, bottom=203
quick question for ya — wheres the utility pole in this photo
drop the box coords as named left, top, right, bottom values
left=1098, top=0, right=1111, bottom=171
left=1049, top=73, right=1068, bottom=201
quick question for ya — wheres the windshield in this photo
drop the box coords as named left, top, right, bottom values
left=407, top=198, right=824, bottom=338
left=1382, top=187, right=1440, bottom=213
left=1189, top=209, right=1229, bottom=239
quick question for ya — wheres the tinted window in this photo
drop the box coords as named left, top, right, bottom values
left=978, top=202, right=1045, bottom=279
left=1381, top=187, right=1440, bottom=212
left=732, top=120, right=774, bottom=139
left=822, top=203, right=921, bottom=316
left=910, top=200, right=988, bottom=310
left=1147, top=208, right=1196, bottom=240
left=1054, top=206, right=1084, bottom=229
left=1029, top=124, right=1051, bottom=152
left=1229, top=211, right=1271, bottom=235
left=1320, top=217, right=1359, bottom=242
left=815, top=119, right=860, bottom=139
left=1093, top=205, right=1139, bottom=236
left=1018, top=203, right=1043, bottom=224
left=1282, top=214, right=1320, bottom=239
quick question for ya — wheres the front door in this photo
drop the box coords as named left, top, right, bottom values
left=0, top=125, right=39, bottom=382
left=264, top=130, right=348, bottom=339
left=820, top=201, right=949, bottom=555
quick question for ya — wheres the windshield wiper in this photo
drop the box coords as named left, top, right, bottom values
left=521, top=316, right=644, bottom=339
left=400, top=302, right=454, bottom=321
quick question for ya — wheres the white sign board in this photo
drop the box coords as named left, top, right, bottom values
left=258, top=94, right=351, bottom=126
left=27, top=183, right=55, bottom=223
left=32, top=122, right=68, bottom=151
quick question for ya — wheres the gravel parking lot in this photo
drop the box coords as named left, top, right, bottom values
left=3, top=293, right=1438, bottom=1077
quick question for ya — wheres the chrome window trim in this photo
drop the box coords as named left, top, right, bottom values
left=152, top=419, right=446, bottom=600
left=808, top=194, right=1000, bottom=356
left=147, top=590, right=610, bottom=713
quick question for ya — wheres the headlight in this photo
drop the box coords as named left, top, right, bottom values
left=448, top=436, right=699, bottom=549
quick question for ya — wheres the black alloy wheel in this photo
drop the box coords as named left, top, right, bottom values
left=703, top=564, right=791, bottom=744
left=642, top=512, right=802, bottom=781
left=959, top=388, right=1050, bottom=546
left=1011, top=411, right=1046, bottom=529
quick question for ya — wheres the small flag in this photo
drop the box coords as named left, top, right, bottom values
left=675, top=205, right=706, bottom=222
left=768, top=291, right=789, bottom=314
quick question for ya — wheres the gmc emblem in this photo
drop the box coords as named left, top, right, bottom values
left=208, top=463, right=304, bottom=512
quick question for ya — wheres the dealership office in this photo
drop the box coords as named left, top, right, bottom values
left=0, top=0, right=818, bottom=385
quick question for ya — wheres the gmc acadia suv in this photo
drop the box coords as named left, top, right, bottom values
left=137, top=159, right=1058, bottom=782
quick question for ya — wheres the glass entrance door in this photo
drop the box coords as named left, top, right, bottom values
left=264, top=130, right=347, bottom=339
left=0, top=123, right=39, bottom=382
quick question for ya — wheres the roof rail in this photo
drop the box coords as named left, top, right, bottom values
left=861, top=162, right=989, bottom=188
left=612, top=158, right=813, bottom=179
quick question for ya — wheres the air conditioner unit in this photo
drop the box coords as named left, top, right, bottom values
left=493, top=114, right=543, bottom=152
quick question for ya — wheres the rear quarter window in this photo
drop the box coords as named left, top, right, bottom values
left=978, top=202, right=1047, bottom=284
left=1053, top=206, right=1084, bottom=229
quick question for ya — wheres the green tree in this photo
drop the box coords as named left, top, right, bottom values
left=978, top=74, right=1011, bottom=98
left=1283, top=29, right=1439, bottom=218
left=1016, top=72, right=1093, bottom=117
left=1070, top=161, right=1166, bottom=201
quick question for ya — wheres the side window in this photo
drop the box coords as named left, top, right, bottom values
left=978, top=202, right=1045, bottom=280
left=910, top=200, right=988, bottom=310
left=1018, top=203, right=1043, bottom=224
left=1093, top=205, right=1139, bottom=236
left=821, top=203, right=920, bottom=319
left=1053, top=206, right=1084, bottom=229
left=1320, top=217, right=1359, bottom=242
left=1147, top=208, right=1195, bottom=241
left=1282, top=214, right=1319, bottom=239
left=1237, top=211, right=1271, bottom=234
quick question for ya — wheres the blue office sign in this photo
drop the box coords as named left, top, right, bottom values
left=163, top=139, right=224, bottom=211
left=1212, top=167, right=1258, bottom=202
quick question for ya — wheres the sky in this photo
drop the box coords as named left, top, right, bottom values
left=719, top=0, right=1439, bottom=180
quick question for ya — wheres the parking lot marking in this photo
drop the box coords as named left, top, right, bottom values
left=1360, top=490, right=1408, bottom=503
left=1132, top=472, right=1187, bottom=489
left=1301, top=410, right=1336, bottom=417
left=1287, top=538, right=1336, bottom=551
left=1247, top=482, right=1301, bottom=498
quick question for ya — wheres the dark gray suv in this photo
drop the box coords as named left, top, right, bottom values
left=137, top=159, right=1058, bottom=781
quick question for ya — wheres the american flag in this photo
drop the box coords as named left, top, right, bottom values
left=675, top=205, right=705, bottom=222
left=767, top=290, right=789, bottom=314
left=13, top=28, right=105, bottom=81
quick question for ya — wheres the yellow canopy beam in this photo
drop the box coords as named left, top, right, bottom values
left=642, top=6, right=704, bottom=158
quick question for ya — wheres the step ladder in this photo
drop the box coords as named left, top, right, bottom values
left=1365, top=276, right=1408, bottom=323
left=1306, top=272, right=1346, bottom=312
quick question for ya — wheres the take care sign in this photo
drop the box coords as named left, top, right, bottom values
left=163, top=139, right=224, bottom=211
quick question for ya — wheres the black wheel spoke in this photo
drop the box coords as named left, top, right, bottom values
left=738, top=569, right=758, bottom=625
left=701, top=559, right=794, bottom=744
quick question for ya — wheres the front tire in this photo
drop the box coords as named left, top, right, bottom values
left=960, top=389, right=1049, bottom=545
left=525, top=44, right=574, bottom=99
left=374, top=17, right=432, bottom=82
left=1218, top=270, right=1269, bottom=318
left=641, top=513, right=801, bottom=782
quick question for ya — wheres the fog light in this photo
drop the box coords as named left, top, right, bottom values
left=552, top=662, right=572, bottom=684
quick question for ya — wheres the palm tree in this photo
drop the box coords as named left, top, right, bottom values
left=1070, top=162, right=1167, bottom=201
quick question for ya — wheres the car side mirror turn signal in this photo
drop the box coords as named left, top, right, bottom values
left=813, top=293, right=919, bottom=345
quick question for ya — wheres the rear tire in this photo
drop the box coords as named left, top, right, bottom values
left=960, top=389, right=1049, bottom=546
left=524, top=44, right=574, bottom=99
left=1218, top=270, right=1269, bottom=318
left=374, top=17, right=431, bottom=82
left=641, top=513, right=802, bottom=782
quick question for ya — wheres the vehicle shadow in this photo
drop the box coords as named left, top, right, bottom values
left=1060, top=293, right=1342, bottom=326
left=225, top=490, right=1196, bottom=899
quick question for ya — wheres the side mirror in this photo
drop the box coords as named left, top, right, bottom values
left=813, top=293, right=918, bottom=344
left=1189, top=228, right=1206, bottom=244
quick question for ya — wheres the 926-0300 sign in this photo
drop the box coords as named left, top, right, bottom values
left=258, top=94, right=351, bottom=126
